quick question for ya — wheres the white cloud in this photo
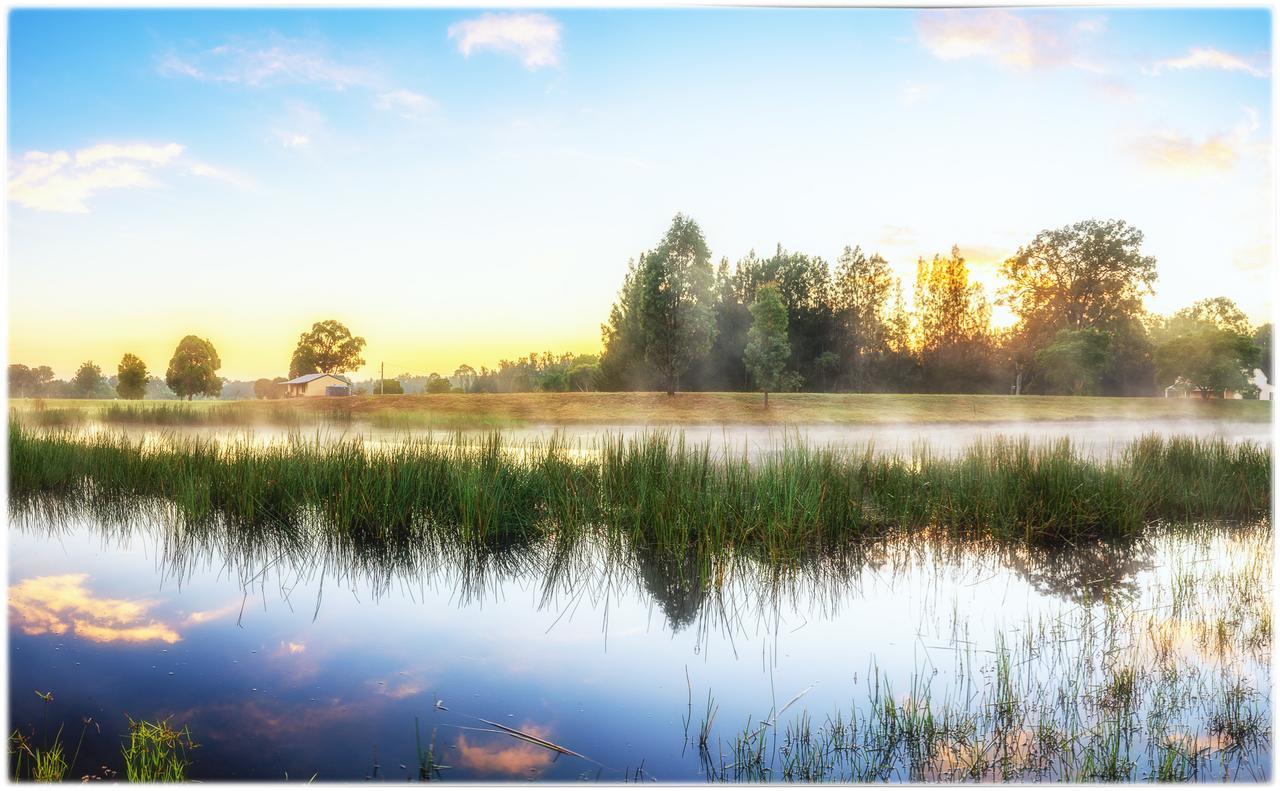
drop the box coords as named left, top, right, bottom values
left=271, top=129, right=311, bottom=149
left=915, top=9, right=1104, bottom=73
left=374, top=89, right=435, bottom=120
left=1149, top=47, right=1268, bottom=78
left=9, top=142, right=243, bottom=213
left=900, top=81, right=934, bottom=106
left=1130, top=108, right=1261, bottom=173
left=158, top=38, right=376, bottom=89
left=448, top=13, right=562, bottom=70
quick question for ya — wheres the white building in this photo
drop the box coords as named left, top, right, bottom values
left=282, top=373, right=351, bottom=397
left=1250, top=369, right=1272, bottom=401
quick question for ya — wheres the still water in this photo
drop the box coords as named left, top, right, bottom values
left=8, top=508, right=1271, bottom=782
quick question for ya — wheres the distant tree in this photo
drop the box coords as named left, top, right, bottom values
left=71, top=361, right=104, bottom=398
left=8, top=365, right=33, bottom=397
left=166, top=336, right=222, bottom=400
left=1034, top=328, right=1111, bottom=395
left=1254, top=323, right=1272, bottom=382
left=832, top=245, right=894, bottom=392
left=291, top=320, right=366, bottom=377
left=453, top=364, right=478, bottom=393
left=253, top=377, right=287, bottom=399
left=116, top=353, right=149, bottom=400
left=31, top=365, right=55, bottom=395
left=425, top=373, right=452, bottom=394
left=637, top=214, right=718, bottom=395
left=744, top=283, right=791, bottom=407
left=567, top=355, right=602, bottom=391
left=377, top=378, right=404, bottom=395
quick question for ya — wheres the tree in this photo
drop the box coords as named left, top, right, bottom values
left=253, top=377, right=287, bottom=399
left=999, top=220, right=1157, bottom=394
left=637, top=214, right=718, bottom=395
left=832, top=245, right=894, bottom=391
left=1154, top=298, right=1259, bottom=397
left=453, top=364, right=478, bottom=393
left=567, top=356, right=602, bottom=391
left=425, top=373, right=452, bottom=394
left=1254, top=324, right=1272, bottom=383
left=116, top=354, right=149, bottom=400
left=166, top=335, right=222, bottom=400
left=1034, top=328, right=1111, bottom=395
left=71, top=361, right=104, bottom=398
left=9, top=365, right=33, bottom=398
left=291, top=320, right=366, bottom=377
left=914, top=247, right=996, bottom=392
left=376, top=378, right=404, bottom=395
left=599, top=256, right=657, bottom=391
left=744, top=283, right=791, bottom=407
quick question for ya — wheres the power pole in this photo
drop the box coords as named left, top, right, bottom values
left=380, top=362, right=385, bottom=395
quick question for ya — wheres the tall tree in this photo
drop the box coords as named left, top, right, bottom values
left=730, top=246, right=832, bottom=391
left=71, top=361, right=104, bottom=398
left=599, top=257, right=656, bottom=390
left=116, top=353, right=149, bottom=400
left=832, top=245, right=894, bottom=392
left=1000, top=219, right=1157, bottom=394
left=914, top=247, right=996, bottom=392
left=637, top=214, right=717, bottom=395
left=291, top=320, right=366, bottom=377
left=744, top=283, right=791, bottom=407
left=166, top=335, right=223, bottom=400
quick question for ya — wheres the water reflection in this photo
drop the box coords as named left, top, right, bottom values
left=7, top=509, right=1270, bottom=782
left=9, top=574, right=181, bottom=644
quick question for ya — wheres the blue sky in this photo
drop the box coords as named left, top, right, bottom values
left=8, top=7, right=1273, bottom=380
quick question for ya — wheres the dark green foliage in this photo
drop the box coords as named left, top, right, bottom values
left=71, top=361, right=106, bottom=398
left=115, top=353, right=149, bottom=400
left=165, top=336, right=222, bottom=400
left=290, top=319, right=366, bottom=377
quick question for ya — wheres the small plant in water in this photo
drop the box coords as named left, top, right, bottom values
left=121, top=717, right=197, bottom=782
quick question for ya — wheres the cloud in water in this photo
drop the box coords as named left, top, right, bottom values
left=449, top=13, right=562, bottom=70
left=9, top=574, right=180, bottom=644
left=454, top=723, right=558, bottom=777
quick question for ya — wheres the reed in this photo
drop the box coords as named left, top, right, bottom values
left=9, top=426, right=1270, bottom=551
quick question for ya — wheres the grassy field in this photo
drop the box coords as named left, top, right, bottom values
left=9, top=391, right=1272, bottom=428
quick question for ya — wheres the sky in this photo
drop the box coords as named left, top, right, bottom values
left=7, top=7, right=1274, bottom=381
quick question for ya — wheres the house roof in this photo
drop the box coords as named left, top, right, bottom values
left=283, top=373, right=350, bottom=386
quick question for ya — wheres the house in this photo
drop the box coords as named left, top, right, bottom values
left=1250, top=369, right=1273, bottom=401
left=282, top=373, right=351, bottom=397
left=1164, top=376, right=1245, bottom=399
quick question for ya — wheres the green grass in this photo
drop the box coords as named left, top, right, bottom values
left=120, top=717, right=197, bottom=783
left=9, top=391, right=1271, bottom=429
left=9, top=424, right=1269, bottom=550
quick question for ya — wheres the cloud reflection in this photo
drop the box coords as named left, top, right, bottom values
left=455, top=722, right=558, bottom=777
left=9, top=573, right=180, bottom=644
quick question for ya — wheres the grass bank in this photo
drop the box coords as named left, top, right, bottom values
left=10, top=425, right=1268, bottom=548
left=10, top=392, right=1271, bottom=429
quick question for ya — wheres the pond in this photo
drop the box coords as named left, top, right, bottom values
left=8, top=509, right=1271, bottom=782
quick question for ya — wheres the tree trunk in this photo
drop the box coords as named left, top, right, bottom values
left=764, top=390, right=769, bottom=408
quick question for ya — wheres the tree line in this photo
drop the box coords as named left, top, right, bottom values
left=597, top=214, right=1272, bottom=399
left=9, top=214, right=1272, bottom=401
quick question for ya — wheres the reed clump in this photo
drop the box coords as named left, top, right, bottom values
left=9, top=425, right=1269, bottom=550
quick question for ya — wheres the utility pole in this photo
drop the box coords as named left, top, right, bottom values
left=380, top=362, right=384, bottom=395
